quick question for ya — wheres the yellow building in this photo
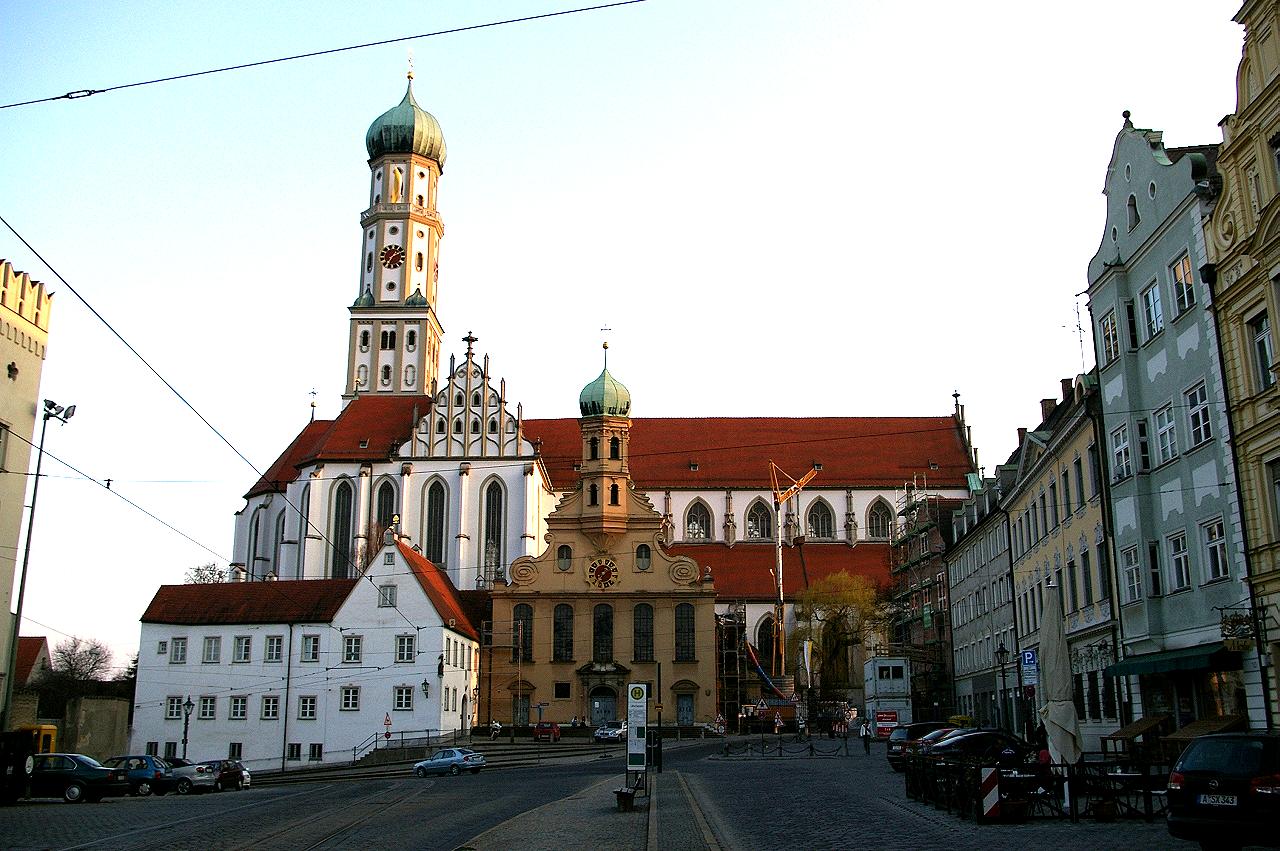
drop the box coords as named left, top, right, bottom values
left=1205, top=0, right=1280, bottom=728
left=0, top=260, right=53, bottom=725
left=487, top=356, right=717, bottom=727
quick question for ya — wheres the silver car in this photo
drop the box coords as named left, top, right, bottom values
left=412, top=748, right=486, bottom=776
left=161, top=758, right=217, bottom=795
left=594, top=721, right=627, bottom=742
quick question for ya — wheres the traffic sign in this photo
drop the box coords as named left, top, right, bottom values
left=1021, top=649, right=1037, bottom=667
left=755, top=699, right=768, bottom=712
left=788, top=692, right=800, bottom=703
left=383, top=713, right=392, bottom=728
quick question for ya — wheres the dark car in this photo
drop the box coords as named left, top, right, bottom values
left=28, top=753, right=129, bottom=803
left=887, top=722, right=951, bottom=770
left=199, top=759, right=246, bottom=791
left=927, top=730, right=1032, bottom=764
left=103, top=754, right=174, bottom=796
left=1166, top=732, right=1280, bottom=850
left=533, top=721, right=561, bottom=743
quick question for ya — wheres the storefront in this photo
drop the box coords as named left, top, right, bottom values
left=1105, top=643, right=1244, bottom=729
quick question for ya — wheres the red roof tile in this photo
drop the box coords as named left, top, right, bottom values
left=397, top=540, right=480, bottom=641
left=140, top=580, right=356, bottom=625
left=668, top=542, right=892, bottom=600
left=246, top=419, right=332, bottom=499
left=15, top=636, right=48, bottom=684
left=524, top=417, right=971, bottom=490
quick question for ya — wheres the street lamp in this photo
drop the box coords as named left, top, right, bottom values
left=1, top=399, right=74, bottom=731
left=182, top=695, right=195, bottom=758
left=994, top=642, right=1010, bottom=732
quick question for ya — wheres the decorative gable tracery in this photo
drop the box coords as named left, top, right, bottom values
left=408, top=342, right=531, bottom=459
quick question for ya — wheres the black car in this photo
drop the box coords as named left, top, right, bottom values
left=28, top=753, right=130, bottom=803
left=926, top=730, right=1032, bottom=764
left=1166, top=732, right=1280, bottom=850
left=886, top=722, right=951, bottom=770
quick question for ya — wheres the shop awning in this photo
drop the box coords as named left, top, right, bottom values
left=1165, top=714, right=1246, bottom=742
left=1103, top=642, right=1241, bottom=678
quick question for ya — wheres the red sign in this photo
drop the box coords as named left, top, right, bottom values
left=1023, top=686, right=1036, bottom=699
left=384, top=731, right=392, bottom=739
left=874, top=711, right=898, bottom=723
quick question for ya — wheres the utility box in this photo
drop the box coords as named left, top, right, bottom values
left=863, top=657, right=912, bottom=737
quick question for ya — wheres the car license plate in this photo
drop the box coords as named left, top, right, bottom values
left=1197, top=794, right=1237, bottom=806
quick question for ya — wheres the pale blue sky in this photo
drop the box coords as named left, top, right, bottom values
left=0, top=1, right=1246, bottom=665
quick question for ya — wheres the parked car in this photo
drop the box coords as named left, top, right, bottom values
left=908, top=727, right=960, bottom=757
left=28, top=753, right=129, bottom=803
left=199, top=759, right=247, bottom=791
left=594, top=721, right=627, bottom=743
left=887, top=722, right=951, bottom=770
left=926, top=730, right=1032, bottom=764
left=103, top=754, right=174, bottom=796
left=166, top=757, right=219, bottom=794
left=1166, top=732, right=1280, bottom=850
left=532, top=721, right=561, bottom=743
left=413, top=748, right=486, bottom=776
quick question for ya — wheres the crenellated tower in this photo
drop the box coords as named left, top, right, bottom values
left=345, top=70, right=446, bottom=402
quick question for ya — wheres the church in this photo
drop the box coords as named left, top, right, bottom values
left=133, top=73, right=973, bottom=767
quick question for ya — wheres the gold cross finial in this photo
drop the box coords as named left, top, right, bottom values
left=407, top=48, right=415, bottom=81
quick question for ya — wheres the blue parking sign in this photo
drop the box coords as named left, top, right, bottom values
left=1021, top=649, right=1037, bottom=667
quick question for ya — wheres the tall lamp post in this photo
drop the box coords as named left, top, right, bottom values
left=994, top=642, right=1010, bottom=732
left=181, top=695, right=195, bottom=758
left=1, top=399, right=74, bottom=731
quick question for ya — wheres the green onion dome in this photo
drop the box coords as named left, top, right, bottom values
left=579, top=366, right=631, bottom=417
left=365, top=78, right=447, bottom=168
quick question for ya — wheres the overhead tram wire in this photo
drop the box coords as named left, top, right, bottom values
left=0, top=1, right=650, bottom=111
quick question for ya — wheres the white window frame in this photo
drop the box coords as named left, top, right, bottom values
left=198, top=696, right=216, bottom=720
left=343, top=635, right=362, bottom=664
left=165, top=696, right=182, bottom=720
left=301, top=634, right=320, bottom=663
left=1100, top=310, right=1120, bottom=364
left=1186, top=382, right=1212, bottom=446
left=265, top=635, right=283, bottom=663
left=1168, top=532, right=1190, bottom=591
left=1141, top=283, right=1164, bottom=339
left=1172, top=254, right=1195, bottom=314
left=298, top=696, right=317, bottom=720
left=378, top=585, right=397, bottom=608
left=394, top=686, right=414, bottom=711
left=233, top=636, right=251, bottom=664
left=169, top=638, right=187, bottom=665
left=229, top=696, right=248, bottom=720
left=261, top=695, right=280, bottom=720
left=396, top=634, right=415, bottom=663
left=340, top=687, right=360, bottom=711
left=1111, top=425, right=1132, bottom=479
left=1203, top=519, right=1229, bottom=581
left=1155, top=405, right=1177, bottom=464
left=1250, top=311, right=1276, bottom=391
left=202, top=636, right=221, bottom=664
left=1122, top=547, right=1142, bottom=603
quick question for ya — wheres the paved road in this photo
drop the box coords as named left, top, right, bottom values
left=0, top=741, right=1205, bottom=850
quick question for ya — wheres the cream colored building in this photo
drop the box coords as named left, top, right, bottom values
left=0, top=260, right=52, bottom=725
left=1205, top=0, right=1280, bottom=729
left=489, top=364, right=717, bottom=727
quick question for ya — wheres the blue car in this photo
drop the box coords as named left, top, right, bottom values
left=412, top=748, right=486, bottom=776
left=103, top=755, right=174, bottom=796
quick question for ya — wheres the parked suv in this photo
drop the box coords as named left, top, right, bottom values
left=1167, top=732, right=1280, bottom=850
left=886, top=722, right=951, bottom=771
left=533, top=721, right=561, bottom=743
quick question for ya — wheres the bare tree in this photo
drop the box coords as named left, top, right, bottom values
left=50, top=638, right=114, bottom=682
left=185, top=562, right=226, bottom=584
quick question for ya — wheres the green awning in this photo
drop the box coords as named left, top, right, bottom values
left=1104, top=642, right=1241, bottom=678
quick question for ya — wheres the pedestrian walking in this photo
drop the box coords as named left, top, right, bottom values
left=859, top=720, right=872, bottom=755
left=490, top=719, right=502, bottom=740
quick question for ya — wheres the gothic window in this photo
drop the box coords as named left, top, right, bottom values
left=675, top=603, right=695, bottom=661
left=471, top=419, right=480, bottom=434
left=488, top=418, right=497, bottom=434
left=609, top=484, right=620, bottom=505
left=609, top=437, right=620, bottom=460
left=455, top=392, right=464, bottom=406
left=437, top=418, right=446, bottom=433
left=589, top=437, right=599, bottom=460
left=376, top=480, right=396, bottom=530
left=589, top=484, right=599, bottom=506
left=593, top=604, right=613, bottom=662
left=756, top=616, right=775, bottom=674
left=635, top=544, right=651, bottom=571
left=556, top=545, right=572, bottom=572
left=867, top=501, right=894, bottom=539
left=425, top=481, right=446, bottom=566
left=633, top=604, right=654, bottom=662
left=472, top=392, right=481, bottom=406
left=483, top=481, right=504, bottom=581
left=807, top=501, right=834, bottom=539
left=512, top=604, right=532, bottom=662
left=331, top=480, right=354, bottom=579
left=553, top=604, right=574, bottom=661
left=453, top=419, right=462, bottom=434
left=685, top=502, right=711, bottom=540
left=247, top=512, right=261, bottom=577
left=298, top=483, right=310, bottom=576
left=746, top=502, right=772, bottom=540
left=273, top=510, right=286, bottom=576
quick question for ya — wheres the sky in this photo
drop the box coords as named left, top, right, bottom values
left=0, top=0, right=1247, bottom=671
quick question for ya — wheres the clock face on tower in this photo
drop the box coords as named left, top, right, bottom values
left=587, top=556, right=618, bottom=589
left=379, top=244, right=405, bottom=269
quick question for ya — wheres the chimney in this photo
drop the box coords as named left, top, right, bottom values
left=1040, top=398, right=1056, bottom=421
left=1017, top=427, right=1027, bottom=444
left=1061, top=378, right=1073, bottom=401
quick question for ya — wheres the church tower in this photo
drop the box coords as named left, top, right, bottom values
left=577, top=343, right=633, bottom=538
left=345, top=71, right=446, bottom=401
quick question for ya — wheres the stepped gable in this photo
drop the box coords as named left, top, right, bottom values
left=397, top=540, right=479, bottom=640
left=140, top=579, right=357, bottom=625
left=523, top=416, right=970, bottom=490
left=670, top=542, right=892, bottom=599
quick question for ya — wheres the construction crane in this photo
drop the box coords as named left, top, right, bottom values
left=768, top=461, right=818, bottom=678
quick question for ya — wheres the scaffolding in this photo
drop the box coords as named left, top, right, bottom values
left=715, top=603, right=748, bottom=732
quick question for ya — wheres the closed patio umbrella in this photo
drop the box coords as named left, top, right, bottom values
left=1037, top=579, right=1082, bottom=764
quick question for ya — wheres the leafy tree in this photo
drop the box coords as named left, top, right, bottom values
left=185, top=562, right=226, bottom=583
left=791, top=572, right=886, bottom=694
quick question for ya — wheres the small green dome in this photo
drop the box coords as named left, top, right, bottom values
left=365, top=79, right=447, bottom=167
left=352, top=288, right=374, bottom=308
left=579, top=368, right=631, bottom=417
left=405, top=288, right=428, bottom=307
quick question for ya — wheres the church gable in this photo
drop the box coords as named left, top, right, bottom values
left=413, top=343, right=530, bottom=459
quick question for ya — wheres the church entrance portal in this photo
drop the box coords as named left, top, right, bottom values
left=589, top=686, right=616, bottom=725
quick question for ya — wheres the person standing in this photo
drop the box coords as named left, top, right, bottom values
left=859, top=720, right=873, bottom=755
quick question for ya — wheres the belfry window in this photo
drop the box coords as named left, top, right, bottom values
left=589, top=484, right=599, bottom=506
left=589, top=437, right=599, bottom=460
left=381, top=365, right=392, bottom=385
left=609, top=437, right=620, bottom=460
left=609, top=484, right=620, bottom=505
left=415, top=252, right=423, bottom=271
left=380, top=330, right=397, bottom=350
left=360, top=330, right=370, bottom=350
left=406, top=330, right=417, bottom=349
left=557, top=545, right=573, bottom=572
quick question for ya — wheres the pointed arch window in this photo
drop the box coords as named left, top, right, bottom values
left=298, top=483, right=310, bottom=577
left=453, top=418, right=462, bottom=434
left=807, top=501, right=834, bottom=539
left=488, top=418, right=497, bottom=434
left=686, top=502, right=711, bottom=540
left=512, top=604, right=533, bottom=662
left=756, top=616, right=775, bottom=676
left=675, top=603, right=695, bottom=661
left=556, top=545, right=573, bottom=572
left=609, top=436, right=620, bottom=460
left=472, top=392, right=481, bottom=406
left=437, top=418, right=446, bottom=433
left=471, top=419, right=480, bottom=434
left=553, top=604, right=574, bottom=661
left=483, top=481, right=504, bottom=582
left=609, top=483, right=620, bottom=505
left=273, top=510, right=286, bottom=577
left=455, top=392, right=464, bottom=406
left=867, top=501, right=893, bottom=539
left=747, top=502, right=773, bottom=540
left=247, top=511, right=261, bottom=579
left=593, top=604, right=614, bottom=662
left=331, top=480, right=354, bottom=579
left=376, top=481, right=396, bottom=531
left=633, top=604, right=654, bottom=661
left=425, top=481, right=446, bottom=566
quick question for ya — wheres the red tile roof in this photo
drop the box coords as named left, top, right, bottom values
left=140, top=579, right=356, bottom=625
left=246, top=420, right=331, bottom=499
left=524, top=417, right=971, bottom=490
left=397, top=540, right=480, bottom=641
left=15, top=636, right=48, bottom=684
left=668, top=542, right=892, bottom=600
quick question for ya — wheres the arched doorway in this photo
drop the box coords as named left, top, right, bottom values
left=461, top=694, right=469, bottom=731
left=589, top=686, right=617, bottom=725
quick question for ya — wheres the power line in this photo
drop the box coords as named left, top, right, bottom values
left=0, top=1, right=650, bottom=111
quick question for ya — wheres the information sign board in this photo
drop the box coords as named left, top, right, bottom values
left=627, top=683, right=648, bottom=770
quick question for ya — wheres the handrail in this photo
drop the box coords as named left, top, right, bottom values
left=351, top=727, right=471, bottom=764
